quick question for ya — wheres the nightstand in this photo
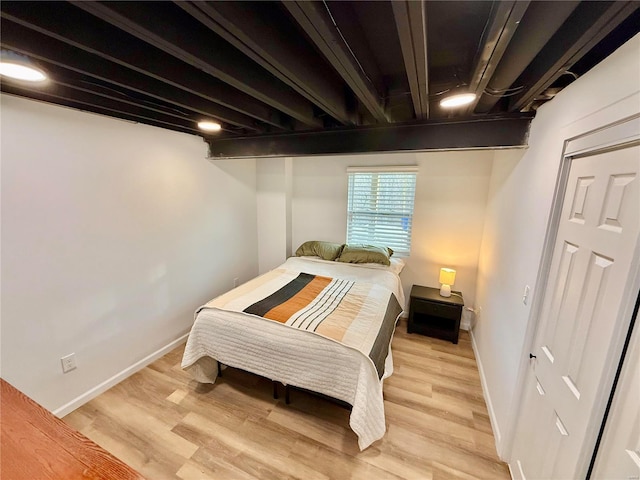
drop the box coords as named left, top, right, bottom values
left=408, top=285, right=464, bottom=343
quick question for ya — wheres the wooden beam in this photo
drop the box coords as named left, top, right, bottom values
left=44, top=73, right=241, bottom=135
left=177, top=1, right=352, bottom=125
left=463, top=0, right=530, bottom=115
left=53, top=79, right=200, bottom=126
left=206, top=116, right=533, bottom=158
left=2, top=81, right=204, bottom=133
left=72, top=1, right=321, bottom=128
left=392, top=0, right=429, bottom=119
left=0, top=9, right=285, bottom=130
left=323, top=2, right=386, bottom=103
left=283, top=1, right=389, bottom=123
left=474, top=1, right=580, bottom=115
left=509, top=1, right=639, bottom=112
left=2, top=46, right=257, bottom=136
left=1, top=87, right=200, bottom=136
left=0, top=20, right=266, bottom=133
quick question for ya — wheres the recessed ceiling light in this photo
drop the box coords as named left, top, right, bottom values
left=440, top=93, right=477, bottom=108
left=0, top=51, right=48, bottom=83
left=198, top=121, right=222, bottom=132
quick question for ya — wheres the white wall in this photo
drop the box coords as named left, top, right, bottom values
left=256, top=157, right=292, bottom=274
left=473, top=33, right=640, bottom=454
left=0, top=95, right=258, bottom=413
left=285, top=150, right=497, bottom=313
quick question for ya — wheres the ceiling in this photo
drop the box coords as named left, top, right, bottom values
left=1, top=1, right=638, bottom=157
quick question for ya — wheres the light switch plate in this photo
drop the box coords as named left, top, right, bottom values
left=523, top=285, right=531, bottom=305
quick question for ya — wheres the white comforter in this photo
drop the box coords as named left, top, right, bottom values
left=181, top=256, right=405, bottom=450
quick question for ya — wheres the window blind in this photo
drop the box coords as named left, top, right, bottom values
left=346, top=169, right=417, bottom=255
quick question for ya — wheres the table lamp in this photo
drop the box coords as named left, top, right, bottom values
left=439, top=268, right=456, bottom=297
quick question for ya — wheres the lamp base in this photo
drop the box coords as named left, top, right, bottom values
left=440, top=284, right=452, bottom=297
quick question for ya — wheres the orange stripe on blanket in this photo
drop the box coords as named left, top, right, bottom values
left=263, top=275, right=332, bottom=323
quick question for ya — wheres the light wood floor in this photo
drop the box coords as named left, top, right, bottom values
left=64, top=323, right=510, bottom=479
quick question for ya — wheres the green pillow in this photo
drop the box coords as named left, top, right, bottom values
left=336, top=244, right=392, bottom=266
left=295, top=241, right=344, bottom=261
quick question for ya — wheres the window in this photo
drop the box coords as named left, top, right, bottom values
left=346, top=166, right=418, bottom=256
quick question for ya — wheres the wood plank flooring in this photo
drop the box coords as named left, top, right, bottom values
left=63, top=323, right=510, bottom=479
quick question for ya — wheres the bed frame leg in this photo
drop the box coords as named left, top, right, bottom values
left=217, top=361, right=222, bottom=378
left=273, top=381, right=279, bottom=400
left=285, top=384, right=290, bottom=405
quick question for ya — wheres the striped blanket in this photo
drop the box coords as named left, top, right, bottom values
left=198, top=268, right=402, bottom=378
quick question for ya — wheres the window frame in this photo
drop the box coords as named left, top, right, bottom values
left=346, top=166, right=418, bottom=256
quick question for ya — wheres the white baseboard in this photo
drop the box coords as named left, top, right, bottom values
left=470, top=328, right=504, bottom=460
left=53, top=331, right=190, bottom=418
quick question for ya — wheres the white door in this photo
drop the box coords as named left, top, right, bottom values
left=591, top=319, right=640, bottom=479
left=510, top=141, right=640, bottom=479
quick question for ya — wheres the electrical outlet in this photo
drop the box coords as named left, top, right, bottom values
left=61, top=353, right=77, bottom=373
left=467, top=306, right=480, bottom=330
left=233, top=277, right=239, bottom=288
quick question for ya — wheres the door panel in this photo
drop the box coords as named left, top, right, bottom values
left=514, top=376, right=554, bottom=480
left=591, top=320, right=640, bottom=479
left=511, top=143, right=640, bottom=479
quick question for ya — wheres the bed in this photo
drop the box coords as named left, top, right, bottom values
left=181, top=254, right=405, bottom=450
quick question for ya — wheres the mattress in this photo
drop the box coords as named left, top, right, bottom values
left=181, top=256, right=405, bottom=450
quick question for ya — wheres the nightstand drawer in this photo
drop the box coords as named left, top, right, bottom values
left=411, top=298, right=460, bottom=319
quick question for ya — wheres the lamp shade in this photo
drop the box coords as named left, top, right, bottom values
left=439, top=268, right=456, bottom=286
